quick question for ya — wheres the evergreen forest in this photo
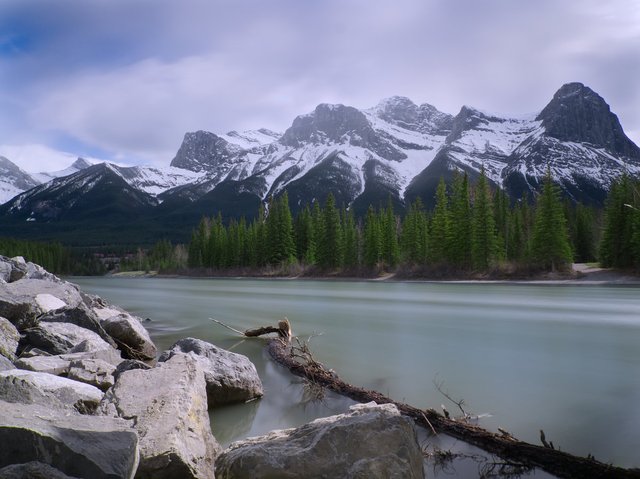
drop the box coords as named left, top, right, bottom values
left=3, top=172, right=639, bottom=278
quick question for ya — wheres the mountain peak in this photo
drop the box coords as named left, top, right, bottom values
left=281, top=103, right=370, bottom=147
left=170, top=130, right=241, bottom=172
left=536, top=82, right=640, bottom=158
left=71, top=157, right=93, bottom=170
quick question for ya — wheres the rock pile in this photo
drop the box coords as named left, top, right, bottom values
left=0, top=255, right=425, bottom=478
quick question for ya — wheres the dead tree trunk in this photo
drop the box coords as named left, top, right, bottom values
left=214, top=319, right=640, bottom=479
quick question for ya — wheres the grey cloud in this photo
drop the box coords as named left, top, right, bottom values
left=1, top=0, right=638, bottom=168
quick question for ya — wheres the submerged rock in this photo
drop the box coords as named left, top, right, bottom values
left=215, top=402, right=425, bottom=479
left=102, top=353, right=219, bottom=479
left=159, top=337, right=263, bottom=408
left=0, top=400, right=138, bottom=479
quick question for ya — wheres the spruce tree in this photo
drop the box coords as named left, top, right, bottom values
left=363, top=205, right=381, bottom=268
left=471, top=169, right=498, bottom=270
left=531, top=170, right=573, bottom=271
left=599, top=175, right=635, bottom=268
left=318, top=193, right=342, bottom=269
left=448, top=172, right=471, bottom=268
left=429, top=177, right=450, bottom=263
left=380, top=198, right=400, bottom=268
left=341, top=207, right=359, bottom=269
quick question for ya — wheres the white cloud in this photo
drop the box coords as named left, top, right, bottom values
left=0, top=144, right=102, bottom=173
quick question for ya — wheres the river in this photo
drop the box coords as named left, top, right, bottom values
left=72, top=277, right=640, bottom=470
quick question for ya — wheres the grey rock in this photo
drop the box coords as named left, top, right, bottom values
left=23, top=321, right=112, bottom=356
left=98, top=311, right=156, bottom=360
left=215, top=402, right=425, bottom=479
left=0, top=369, right=103, bottom=414
left=0, top=400, right=138, bottom=479
left=0, top=259, right=11, bottom=283
left=102, top=354, right=219, bottom=479
left=0, top=292, right=38, bottom=331
left=159, top=338, right=263, bottom=408
left=0, top=278, right=84, bottom=330
left=0, top=355, right=13, bottom=371
left=15, top=347, right=123, bottom=376
left=15, top=355, right=70, bottom=375
left=40, top=305, right=117, bottom=348
left=8, top=257, right=27, bottom=283
left=0, top=316, right=20, bottom=361
left=112, top=359, right=151, bottom=382
left=68, top=358, right=116, bottom=392
left=0, top=461, right=80, bottom=479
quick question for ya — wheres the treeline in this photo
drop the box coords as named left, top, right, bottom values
left=0, top=237, right=106, bottom=275
left=599, top=175, right=640, bottom=269
left=119, top=240, right=188, bottom=272
left=185, top=170, right=590, bottom=276
left=0, top=237, right=71, bottom=273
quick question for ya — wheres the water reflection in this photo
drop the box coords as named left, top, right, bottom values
left=71, top=277, right=640, bottom=469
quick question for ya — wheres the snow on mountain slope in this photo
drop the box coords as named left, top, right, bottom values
left=4, top=83, right=638, bottom=221
left=33, top=158, right=95, bottom=183
left=0, top=156, right=40, bottom=204
left=220, top=128, right=281, bottom=149
left=110, top=164, right=205, bottom=197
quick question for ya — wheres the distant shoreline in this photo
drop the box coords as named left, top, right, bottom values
left=106, top=264, right=640, bottom=286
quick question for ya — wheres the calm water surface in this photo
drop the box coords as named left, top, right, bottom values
left=72, top=277, right=640, bottom=469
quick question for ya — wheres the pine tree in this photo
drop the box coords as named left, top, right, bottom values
left=599, top=175, right=635, bottom=268
left=471, top=169, right=498, bottom=270
left=401, top=198, right=428, bottom=264
left=531, top=170, right=573, bottom=271
left=380, top=198, right=399, bottom=268
left=572, top=204, right=596, bottom=263
left=363, top=205, right=381, bottom=268
left=429, top=178, right=450, bottom=263
left=448, top=172, right=471, bottom=268
left=341, top=207, right=359, bottom=269
left=318, top=193, right=342, bottom=269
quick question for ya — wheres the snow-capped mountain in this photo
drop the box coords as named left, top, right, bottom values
left=2, top=82, right=639, bottom=245
left=0, top=156, right=40, bottom=204
left=161, top=82, right=639, bottom=213
left=32, top=157, right=95, bottom=184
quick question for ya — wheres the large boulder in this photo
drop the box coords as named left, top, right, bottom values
left=15, top=346, right=123, bottom=376
left=0, top=316, right=20, bottom=361
left=0, top=461, right=80, bottom=479
left=159, top=338, right=263, bottom=408
left=39, top=305, right=117, bottom=348
left=22, top=321, right=113, bottom=356
left=0, top=400, right=138, bottom=479
left=215, top=402, right=425, bottom=479
left=101, top=354, right=219, bottom=479
left=0, top=369, right=103, bottom=414
left=0, top=278, right=85, bottom=330
left=96, top=309, right=156, bottom=361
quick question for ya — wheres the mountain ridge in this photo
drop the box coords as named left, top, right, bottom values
left=2, top=82, right=639, bottom=244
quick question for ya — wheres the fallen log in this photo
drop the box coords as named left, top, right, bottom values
left=214, top=319, right=640, bottom=479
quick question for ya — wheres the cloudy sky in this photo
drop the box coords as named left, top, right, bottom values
left=1, top=0, right=639, bottom=172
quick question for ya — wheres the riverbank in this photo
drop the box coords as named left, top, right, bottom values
left=110, top=263, right=640, bottom=285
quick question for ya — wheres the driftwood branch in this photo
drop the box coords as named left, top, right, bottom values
left=214, top=319, right=640, bottom=479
